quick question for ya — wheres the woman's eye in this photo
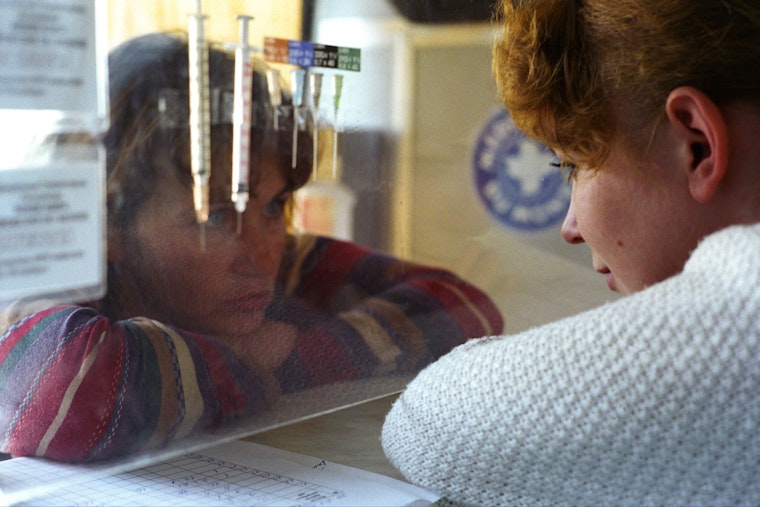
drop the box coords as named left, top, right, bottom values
left=263, top=198, right=286, bottom=219
left=550, top=161, right=577, bottom=183
left=207, top=206, right=237, bottom=229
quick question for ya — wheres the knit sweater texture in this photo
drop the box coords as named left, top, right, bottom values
left=382, top=223, right=760, bottom=506
left=0, top=234, right=503, bottom=462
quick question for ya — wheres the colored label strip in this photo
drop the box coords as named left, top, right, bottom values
left=263, top=37, right=361, bottom=71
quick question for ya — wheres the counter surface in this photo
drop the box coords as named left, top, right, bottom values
left=246, top=394, right=404, bottom=480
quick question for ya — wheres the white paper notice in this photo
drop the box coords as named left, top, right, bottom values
left=0, top=0, right=104, bottom=117
left=0, top=163, right=104, bottom=303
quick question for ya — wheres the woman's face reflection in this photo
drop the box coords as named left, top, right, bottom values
left=110, top=152, right=291, bottom=341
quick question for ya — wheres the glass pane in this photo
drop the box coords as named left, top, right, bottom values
left=0, top=1, right=611, bottom=502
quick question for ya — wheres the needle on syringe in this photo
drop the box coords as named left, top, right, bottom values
left=188, top=0, right=211, bottom=250
left=332, top=74, right=344, bottom=180
left=290, top=69, right=306, bottom=169
left=232, top=15, right=254, bottom=234
left=309, top=72, right=323, bottom=180
left=266, top=68, right=282, bottom=132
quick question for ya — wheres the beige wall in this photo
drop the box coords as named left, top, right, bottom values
left=107, top=0, right=303, bottom=49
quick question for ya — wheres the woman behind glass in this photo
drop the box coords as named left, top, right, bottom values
left=0, top=33, right=503, bottom=462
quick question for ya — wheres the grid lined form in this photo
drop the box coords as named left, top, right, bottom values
left=22, top=452, right=345, bottom=506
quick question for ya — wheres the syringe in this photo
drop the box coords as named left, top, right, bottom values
left=266, top=68, right=282, bottom=131
left=188, top=0, right=211, bottom=250
left=332, top=74, right=344, bottom=180
left=290, top=68, right=306, bottom=169
left=309, top=71, right=323, bottom=180
left=231, top=15, right=254, bottom=234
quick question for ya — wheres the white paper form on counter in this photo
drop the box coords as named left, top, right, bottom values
left=0, top=440, right=438, bottom=507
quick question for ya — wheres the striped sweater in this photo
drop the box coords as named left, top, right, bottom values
left=0, top=234, right=503, bottom=462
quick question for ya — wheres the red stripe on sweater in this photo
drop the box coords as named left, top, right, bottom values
left=410, top=278, right=493, bottom=338
left=294, top=242, right=366, bottom=311
left=0, top=306, right=70, bottom=363
left=455, top=281, right=504, bottom=334
left=295, top=328, right=360, bottom=384
left=10, top=318, right=124, bottom=461
left=193, top=334, right=249, bottom=420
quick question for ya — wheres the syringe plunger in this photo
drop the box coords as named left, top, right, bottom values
left=188, top=0, right=211, bottom=248
left=232, top=14, right=254, bottom=228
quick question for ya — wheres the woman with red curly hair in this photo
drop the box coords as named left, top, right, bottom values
left=383, top=1, right=760, bottom=504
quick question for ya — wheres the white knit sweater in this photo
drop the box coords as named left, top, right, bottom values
left=382, top=223, right=760, bottom=506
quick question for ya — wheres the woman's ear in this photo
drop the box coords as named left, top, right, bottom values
left=664, top=86, right=729, bottom=203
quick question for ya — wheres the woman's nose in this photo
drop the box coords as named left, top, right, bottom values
left=235, top=216, right=283, bottom=277
left=560, top=197, right=584, bottom=245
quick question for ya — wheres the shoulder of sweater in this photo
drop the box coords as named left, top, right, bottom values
left=684, top=223, right=760, bottom=283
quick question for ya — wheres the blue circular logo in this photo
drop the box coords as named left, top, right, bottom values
left=473, top=108, right=570, bottom=232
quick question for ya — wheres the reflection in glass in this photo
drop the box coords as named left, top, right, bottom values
left=0, top=31, right=504, bottom=491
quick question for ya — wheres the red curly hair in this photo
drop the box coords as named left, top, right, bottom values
left=493, top=0, right=760, bottom=168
